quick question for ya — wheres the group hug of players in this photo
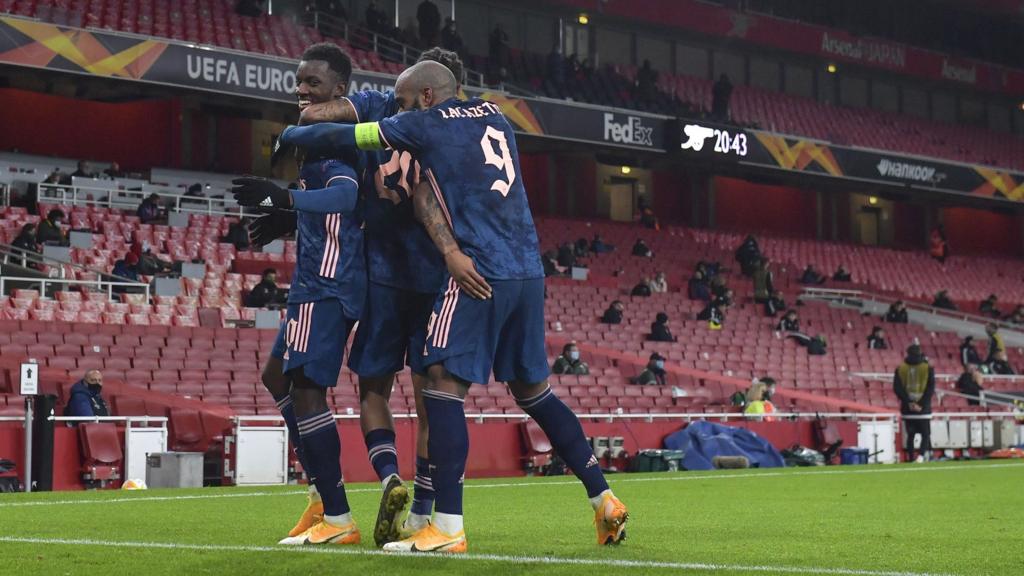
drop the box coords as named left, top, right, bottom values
left=230, top=42, right=629, bottom=553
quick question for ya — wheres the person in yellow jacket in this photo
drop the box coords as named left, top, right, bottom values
left=893, top=345, right=935, bottom=463
left=744, top=381, right=776, bottom=422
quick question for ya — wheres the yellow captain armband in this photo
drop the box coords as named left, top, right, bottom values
left=355, top=122, right=384, bottom=150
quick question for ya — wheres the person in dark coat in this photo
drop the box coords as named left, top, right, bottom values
left=557, top=242, right=577, bottom=268
left=590, top=234, right=613, bottom=254
left=246, top=268, right=286, bottom=309
left=688, top=270, right=711, bottom=301
left=893, top=345, right=935, bottom=462
left=800, top=265, right=826, bottom=285
left=979, top=294, right=1001, bottom=318
left=542, top=250, right=561, bottom=277
left=777, top=309, right=800, bottom=332
left=765, top=290, right=786, bottom=317
left=884, top=301, right=909, bottom=324
left=867, top=326, right=888, bottom=350
left=960, top=336, right=982, bottom=367
left=648, top=312, right=676, bottom=342
left=601, top=300, right=624, bottom=324
left=631, top=238, right=652, bottom=258
left=956, top=364, right=983, bottom=405
left=832, top=265, right=852, bottom=282
left=551, top=342, right=590, bottom=375
left=36, top=209, right=67, bottom=246
left=634, top=353, right=667, bottom=385
left=64, top=370, right=109, bottom=420
left=932, top=290, right=956, bottom=311
left=631, top=278, right=652, bottom=297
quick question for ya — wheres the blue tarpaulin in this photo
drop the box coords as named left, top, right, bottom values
left=663, top=420, right=785, bottom=471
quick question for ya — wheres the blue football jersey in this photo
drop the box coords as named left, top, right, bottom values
left=376, top=97, right=544, bottom=281
left=288, top=156, right=366, bottom=320
left=347, top=90, right=445, bottom=294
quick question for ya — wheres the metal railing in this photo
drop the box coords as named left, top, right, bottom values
left=0, top=275, right=150, bottom=301
left=801, top=286, right=1024, bottom=333
left=301, top=10, right=509, bottom=92
left=235, top=411, right=900, bottom=425
left=37, top=182, right=257, bottom=218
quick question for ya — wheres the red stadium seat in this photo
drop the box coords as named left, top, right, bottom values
left=79, top=423, right=123, bottom=485
left=168, top=408, right=208, bottom=452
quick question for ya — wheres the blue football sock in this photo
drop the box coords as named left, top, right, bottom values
left=296, top=408, right=350, bottom=516
left=423, top=390, right=468, bottom=516
left=364, top=428, right=399, bottom=482
left=517, top=386, right=609, bottom=498
left=411, top=456, right=435, bottom=516
left=272, top=393, right=309, bottom=477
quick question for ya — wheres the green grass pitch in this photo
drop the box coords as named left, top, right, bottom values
left=1, top=461, right=1022, bottom=575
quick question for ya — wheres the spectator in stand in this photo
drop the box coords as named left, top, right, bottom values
left=634, top=353, right=667, bottom=386
left=752, top=258, right=773, bottom=303
left=137, top=193, right=164, bottom=224
left=488, top=24, right=510, bottom=77
left=111, top=252, right=139, bottom=294
left=365, top=0, right=389, bottom=34
left=867, top=326, right=888, bottom=350
left=787, top=333, right=827, bottom=355
left=712, top=73, right=733, bottom=121
left=246, top=268, right=287, bottom=309
left=715, top=289, right=734, bottom=309
left=884, top=300, right=909, bottom=324
left=636, top=59, right=658, bottom=106
left=551, top=342, right=590, bottom=375
left=649, top=312, right=677, bottom=342
left=541, top=250, right=561, bottom=277
left=979, top=294, right=1001, bottom=318
left=631, top=277, right=653, bottom=297
left=932, top=290, right=957, bottom=311
left=697, top=300, right=725, bottom=329
left=960, top=335, right=982, bottom=367
left=893, top=344, right=935, bottom=463
left=35, top=208, right=67, bottom=246
left=590, top=234, right=613, bottom=254
left=573, top=237, right=590, bottom=259
left=929, top=225, right=948, bottom=264
left=956, top=363, right=984, bottom=405
left=832, top=265, right=852, bottom=282
left=184, top=183, right=206, bottom=199
left=710, top=276, right=729, bottom=300
left=735, top=235, right=761, bottom=276
left=556, top=242, right=577, bottom=268
left=222, top=218, right=251, bottom=250
left=638, top=206, right=660, bottom=230
left=133, top=241, right=174, bottom=276
left=990, top=351, right=1016, bottom=375
left=546, top=44, right=565, bottom=89
left=11, top=223, right=39, bottom=257
left=600, top=300, right=624, bottom=324
left=649, top=272, right=668, bottom=294
left=687, top=270, right=711, bottom=301
left=1007, top=305, right=1024, bottom=325
left=631, top=238, right=652, bottom=258
left=778, top=309, right=800, bottom=332
left=102, top=161, right=123, bottom=179
left=800, top=264, right=826, bottom=285
left=64, top=370, right=109, bottom=421
left=984, top=322, right=1005, bottom=365
left=765, top=290, right=786, bottom=317
left=70, top=159, right=98, bottom=179
left=417, top=0, right=441, bottom=46
left=438, top=17, right=462, bottom=53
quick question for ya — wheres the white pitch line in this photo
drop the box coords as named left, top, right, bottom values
left=1, top=461, right=1020, bottom=509
left=0, top=536, right=961, bottom=576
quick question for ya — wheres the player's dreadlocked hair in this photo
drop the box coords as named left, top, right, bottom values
left=417, top=47, right=465, bottom=87
left=301, top=42, right=353, bottom=82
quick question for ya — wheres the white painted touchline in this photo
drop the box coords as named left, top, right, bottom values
left=1, top=461, right=1020, bottom=509
left=0, top=536, right=961, bottom=576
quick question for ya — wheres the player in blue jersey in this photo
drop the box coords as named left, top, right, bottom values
left=295, top=48, right=464, bottom=547
left=277, top=61, right=629, bottom=553
left=230, top=43, right=365, bottom=547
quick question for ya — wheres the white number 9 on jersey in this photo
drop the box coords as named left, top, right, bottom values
left=480, top=125, right=516, bottom=197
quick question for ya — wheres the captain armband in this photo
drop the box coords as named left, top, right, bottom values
left=355, top=122, right=384, bottom=150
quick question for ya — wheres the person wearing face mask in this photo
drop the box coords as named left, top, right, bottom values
left=35, top=208, right=68, bottom=246
left=635, top=353, right=667, bottom=386
left=551, top=342, right=590, bottom=375
left=648, top=312, right=677, bottom=342
left=64, top=370, right=109, bottom=421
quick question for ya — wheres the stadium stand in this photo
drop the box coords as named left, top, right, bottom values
left=9, top=0, right=1024, bottom=171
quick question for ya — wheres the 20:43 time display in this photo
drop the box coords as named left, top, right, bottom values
left=713, top=129, right=748, bottom=157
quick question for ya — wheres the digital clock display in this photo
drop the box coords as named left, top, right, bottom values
left=678, top=123, right=749, bottom=158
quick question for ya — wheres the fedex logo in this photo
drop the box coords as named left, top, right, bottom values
left=603, top=113, right=654, bottom=147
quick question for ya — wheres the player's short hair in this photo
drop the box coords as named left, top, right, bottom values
left=417, top=47, right=464, bottom=86
left=301, top=43, right=353, bottom=82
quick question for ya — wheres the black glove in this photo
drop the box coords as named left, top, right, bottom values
left=231, top=176, right=292, bottom=208
left=248, top=210, right=297, bottom=246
